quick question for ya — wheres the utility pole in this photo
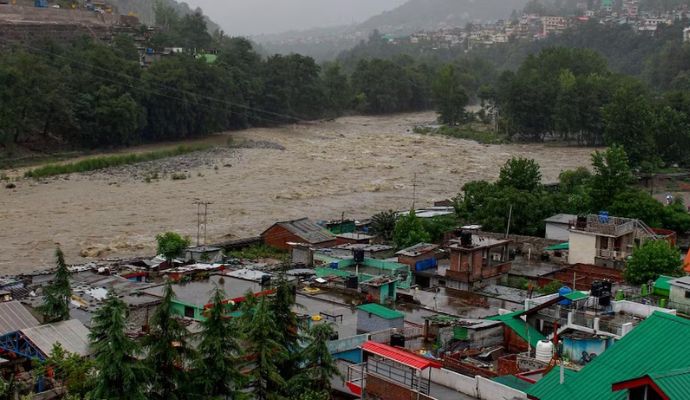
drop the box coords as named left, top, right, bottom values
left=412, top=173, right=418, bottom=210
left=505, top=204, right=513, bottom=239
left=193, top=200, right=212, bottom=246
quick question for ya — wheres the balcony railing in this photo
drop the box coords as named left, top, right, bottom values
left=597, top=249, right=629, bottom=260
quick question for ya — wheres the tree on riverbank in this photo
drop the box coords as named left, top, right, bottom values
left=38, top=247, right=71, bottom=323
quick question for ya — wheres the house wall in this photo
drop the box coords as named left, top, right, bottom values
left=568, top=231, right=597, bottom=265
left=365, top=374, right=434, bottom=400
left=291, top=246, right=313, bottom=267
left=262, top=225, right=304, bottom=250
left=356, top=311, right=404, bottom=334
left=669, top=285, right=690, bottom=314
left=429, top=368, right=528, bottom=400
left=398, top=253, right=435, bottom=269
left=545, top=223, right=570, bottom=241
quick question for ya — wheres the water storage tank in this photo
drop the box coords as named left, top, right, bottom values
left=390, top=333, right=405, bottom=348
left=558, top=286, right=573, bottom=305
left=345, top=275, right=359, bottom=289
left=535, top=340, right=554, bottom=363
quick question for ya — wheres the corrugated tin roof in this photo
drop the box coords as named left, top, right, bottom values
left=654, top=275, right=674, bottom=292
left=361, top=341, right=441, bottom=370
left=21, top=319, right=91, bottom=357
left=271, top=218, right=335, bottom=244
left=544, top=214, right=577, bottom=224
left=357, top=303, right=404, bottom=320
left=528, top=312, right=690, bottom=400
left=491, top=375, right=534, bottom=392
left=564, top=291, right=588, bottom=301
left=648, top=368, right=690, bottom=399
left=0, top=301, right=40, bottom=335
left=545, top=242, right=569, bottom=251
left=487, top=311, right=545, bottom=348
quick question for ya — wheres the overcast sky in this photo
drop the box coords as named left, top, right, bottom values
left=181, top=0, right=407, bottom=36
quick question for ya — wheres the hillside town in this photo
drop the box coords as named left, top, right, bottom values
left=1, top=185, right=690, bottom=399
left=3, top=0, right=690, bottom=399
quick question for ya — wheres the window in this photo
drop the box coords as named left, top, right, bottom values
left=685, top=291, right=690, bottom=299
left=184, top=306, right=195, bottom=318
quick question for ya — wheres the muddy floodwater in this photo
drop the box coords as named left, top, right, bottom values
left=0, top=112, right=596, bottom=274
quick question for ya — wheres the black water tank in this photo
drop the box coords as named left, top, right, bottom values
left=599, top=295, right=611, bottom=307
left=591, top=280, right=603, bottom=297
left=345, top=275, right=359, bottom=289
left=390, top=333, right=405, bottom=347
left=353, top=249, right=365, bottom=263
left=260, top=275, right=271, bottom=286
left=460, top=230, right=473, bottom=246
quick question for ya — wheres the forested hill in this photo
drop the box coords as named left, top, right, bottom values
left=110, top=0, right=220, bottom=32
left=358, top=0, right=529, bottom=33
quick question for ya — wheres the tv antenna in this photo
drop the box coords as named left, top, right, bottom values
left=412, top=172, right=418, bottom=210
left=193, top=200, right=212, bottom=246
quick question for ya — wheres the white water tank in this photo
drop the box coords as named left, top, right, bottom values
left=535, top=340, right=554, bottom=363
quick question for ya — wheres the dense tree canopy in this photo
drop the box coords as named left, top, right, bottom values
left=625, top=240, right=683, bottom=285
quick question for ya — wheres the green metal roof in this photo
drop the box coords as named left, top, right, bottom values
left=492, top=375, right=534, bottom=392
left=545, top=242, right=569, bottom=251
left=487, top=310, right=545, bottom=348
left=528, top=311, right=690, bottom=400
left=648, top=368, right=690, bottom=399
left=564, top=291, right=588, bottom=301
left=357, top=303, right=404, bottom=320
left=654, top=275, right=674, bottom=292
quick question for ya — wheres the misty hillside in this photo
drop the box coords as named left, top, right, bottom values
left=111, top=0, right=220, bottom=32
left=359, top=0, right=530, bottom=33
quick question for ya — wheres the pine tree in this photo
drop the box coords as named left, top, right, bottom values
left=193, top=285, right=244, bottom=399
left=38, top=247, right=72, bottom=322
left=143, top=282, right=192, bottom=400
left=243, top=296, right=287, bottom=400
left=269, top=271, right=302, bottom=387
left=89, top=291, right=147, bottom=400
left=291, top=323, right=341, bottom=399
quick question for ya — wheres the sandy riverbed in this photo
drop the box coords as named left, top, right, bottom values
left=0, top=112, right=596, bottom=274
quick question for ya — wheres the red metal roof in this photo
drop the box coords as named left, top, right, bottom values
left=361, top=341, right=441, bottom=370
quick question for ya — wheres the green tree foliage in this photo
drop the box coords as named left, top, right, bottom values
left=40, top=343, right=95, bottom=398
left=155, top=232, right=190, bottom=265
left=497, top=157, right=542, bottom=192
left=321, top=62, right=351, bottom=115
left=624, top=240, right=682, bottom=285
left=194, top=286, right=244, bottom=398
left=243, top=296, right=287, bottom=400
left=39, top=247, right=72, bottom=323
left=290, top=323, right=341, bottom=398
left=393, top=210, right=432, bottom=249
left=144, top=282, right=192, bottom=400
left=261, top=54, right=325, bottom=120
left=269, top=272, right=302, bottom=390
left=370, top=210, right=398, bottom=241
left=89, top=291, right=147, bottom=400
left=432, top=65, right=469, bottom=125
left=589, top=145, right=634, bottom=211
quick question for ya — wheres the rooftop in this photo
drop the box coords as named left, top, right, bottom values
left=544, top=213, right=577, bottom=224
left=0, top=301, right=40, bottom=335
left=265, top=218, right=335, bottom=244
left=613, top=367, right=690, bottom=399
left=21, top=319, right=91, bottom=357
left=396, top=243, right=439, bottom=257
left=487, top=310, right=545, bottom=348
left=528, top=312, right=690, bottom=400
left=143, top=275, right=263, bottom=307
left=335, top=233, right=375, bottom=240
left=449, top=235, right=510, bottom=250
left=361, top=341, right=442, bottom=370
left=357, top=303, right=404, bottom=320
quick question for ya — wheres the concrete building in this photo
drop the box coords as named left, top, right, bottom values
left=356, top=304, right=404, bottom=334
left=396, top=243, right=439, bottom=272
left=445, top=234, right=512, bottom=290
left=668, top=276, right=690, bottom=314
left=567, top=214, right=673, bottom=268
left=544, top=213, right=576, bottom=241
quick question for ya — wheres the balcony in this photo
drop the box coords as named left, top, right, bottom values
left=597, top=248, right=630, bottom=261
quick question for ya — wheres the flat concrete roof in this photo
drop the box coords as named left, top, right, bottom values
left=143, top=275, right=263, bottom=307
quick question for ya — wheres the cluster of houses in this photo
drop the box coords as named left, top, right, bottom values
left=0, top=205, right=689, bottom=399
left=387, top=0, right=690, bottom=51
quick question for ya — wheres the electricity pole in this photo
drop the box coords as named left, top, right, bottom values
left=193, top=200, right=212, bottom=246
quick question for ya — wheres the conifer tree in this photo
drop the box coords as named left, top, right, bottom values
left=243, top=296, right=287, bottom=400
left=39, top=247, right=72, bottom=322
left=144, top=281, right=192, bottom=400
left=299, top=323, right=341, bottom=394
left=269, top=270, right=302, bottom=386
left=193, top=285, right=244, bottom=399
left=89, top=291, right=147, bottom=400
